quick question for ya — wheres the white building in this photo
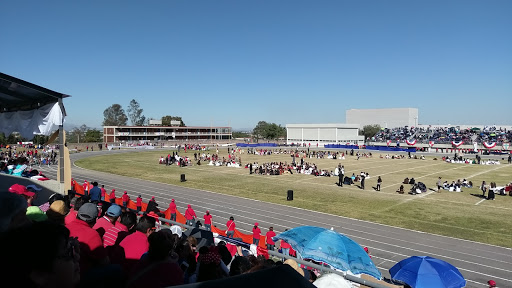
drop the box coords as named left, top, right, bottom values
left=346, top=108, right=418, bottom=128
left=286, top=124, right=364, bottom=146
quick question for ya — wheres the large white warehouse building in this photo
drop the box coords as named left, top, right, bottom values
left=286, top=124, right=364, bottom=146
left=346, top=108, right=418, bottom=128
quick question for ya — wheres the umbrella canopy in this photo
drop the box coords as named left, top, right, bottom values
left=273, top=226, right=381, bottom=279
left=471, top=127, right=480, bottom=131
left=313, top=273, right=352, bottom=288
left=389, top=256, right=466, bottom=288
left=182, top=227, right=214, bottom=249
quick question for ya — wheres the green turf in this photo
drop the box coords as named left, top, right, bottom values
left=75, top=148, right=512, bottom=247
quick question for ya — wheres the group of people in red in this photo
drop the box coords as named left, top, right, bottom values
left=74, top=179, right=291, bottom=252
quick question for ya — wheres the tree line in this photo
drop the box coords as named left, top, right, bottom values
left=103, top=100, right=185, bottom=127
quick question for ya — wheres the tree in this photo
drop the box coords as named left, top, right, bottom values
left=84, top=129, right=102, bottom=142
left=127, top=99, right=146, bottom=126
left=252, top=121, right=268, bottom=141
left=161, top=115, right=185, bottom=126
left=0, top=133, right=6, bottom=146
left=103, top=104, right=128, bottom=126
left=360, top=124, right=381, bottom=142
left=252, top=121, right=286, bottom=141
left=32, top=135, right=49, bottom=145
left=232, top=131, right=250, bottom=138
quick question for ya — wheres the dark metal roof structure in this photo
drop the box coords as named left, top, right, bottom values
left=0, top=72, right=70, bottom=112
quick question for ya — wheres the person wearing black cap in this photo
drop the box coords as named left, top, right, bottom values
left=146, top=196, right=159, bottom=214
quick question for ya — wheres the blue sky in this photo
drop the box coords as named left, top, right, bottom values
left=2, top=0, right=511, bottom=130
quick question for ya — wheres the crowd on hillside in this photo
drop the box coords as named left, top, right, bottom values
left=371, top=125, right=512, bottom=144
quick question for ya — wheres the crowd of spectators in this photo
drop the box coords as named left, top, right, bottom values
left=1, top=181, right=334, bottom=288
left=1, top=145, right=58, bottom=173
left=371, top=125, right=512, bottom=145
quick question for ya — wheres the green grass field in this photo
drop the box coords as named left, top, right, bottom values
left=75, top=148, right=512, bottom=247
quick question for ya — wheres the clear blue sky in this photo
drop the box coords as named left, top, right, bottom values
left=2, top=0, right=511, bottom=130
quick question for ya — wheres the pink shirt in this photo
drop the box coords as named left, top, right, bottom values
left=253, top=227, right=261, bottom=238
left=65, top=209, right=78, bottom=225
left=120, top=231, right=149, bottom=261
left=136, top=197, right=142, bottom=207
left=103, top=223, right=129, bottom=247
left=100, top=187, right=106, bottom=197
left=266, top=231, right=276, bottom=245
left=169, top=202, right=177, bottom=213
left=280, top=240, right=291, bottom=249
left=204, top=214, right=212, bottom=225
left=66, top=219, right=107, bottom=275
left=185, top=208, right=196, bottom=220
left=93, top=216, right=115, bottom=237
left=226, top=220, right=236, bottom=231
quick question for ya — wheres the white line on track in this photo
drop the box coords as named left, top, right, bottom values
left=475, top=199, right=486, bottom=205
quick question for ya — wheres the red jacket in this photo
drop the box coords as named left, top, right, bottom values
left=110, top=191, right=115, bottom=199
left=169, top=202, right=177, bottom=213
left=122, top=193, right=130, bottom=202
left=185, top=208, right=196, bottom=220
left=136, top=197, right=142, bottom=207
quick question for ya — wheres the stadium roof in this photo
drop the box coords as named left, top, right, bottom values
left=0, top=72, right=70, bottom=112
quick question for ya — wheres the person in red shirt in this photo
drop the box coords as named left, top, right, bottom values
left=128, top=230, right=184, bottom=288
left=184, top=204, right=196, bottom=227
left=122, top=191, right=130, bottom=207
left=226, top=216, right=236, bottom=238
left=203, top=210, right=212, bottom=231
left=279, top=229, right=291, bottom=258
left=119, top=215, right=156, bottom=273
left=83, top=181, right=89, bottom=197
left=100, top=185, right=106, bottom=201
left=109, top=189, right=116, bottom=203
left=93, top=204, right=121, bottom=238
left=136, top=195, right=142, bottom=212
left=169, top=199, right=177, bottom=222
left=266, top=227, right=276, bottom=251
left=65, top=197, right=86, bottom=226
left=252, top=223, right=261, bottom=245
left=103, top=211, right=137, bottom=247
left=66, top=203, right=108, bottom=277
left=364, top=246, right=372, bottom=259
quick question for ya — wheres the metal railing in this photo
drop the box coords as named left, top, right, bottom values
left=140, top=211, right=392, bottom=288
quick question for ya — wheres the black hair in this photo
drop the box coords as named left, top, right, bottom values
left=120, top=211, right=137, bottom=229
left=136, top=215, right=156, bottom=233
left=73, top=197, right=87, bottom=211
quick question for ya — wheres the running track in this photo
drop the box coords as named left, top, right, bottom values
left=39, top=149, right=511, bottom=288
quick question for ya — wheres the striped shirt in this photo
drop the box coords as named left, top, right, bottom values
left=103, top=222, right=128, bottom=247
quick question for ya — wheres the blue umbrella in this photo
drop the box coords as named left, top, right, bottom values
left=273, top=226, right=381, bottom=279
left=389, top=256, right=466, bottom=288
